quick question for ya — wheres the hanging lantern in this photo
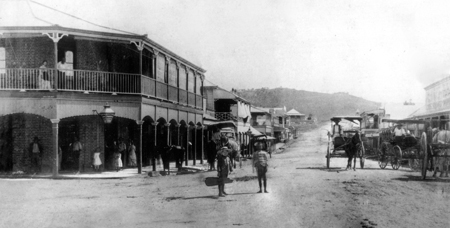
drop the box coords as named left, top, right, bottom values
left=99, top=105, right=115, bottom=124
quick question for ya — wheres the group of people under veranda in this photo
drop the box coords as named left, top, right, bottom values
left=28, top=136, right=137, bottom=173
left=207, top=135, right=270, bottom=198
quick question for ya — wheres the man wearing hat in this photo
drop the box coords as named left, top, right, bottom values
left=392, top=124, right=406, bottom=146
left=29, top=136, right=43, bottom=173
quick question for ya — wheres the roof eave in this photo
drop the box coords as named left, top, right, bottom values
left=0, top=26, right=206, bottom=73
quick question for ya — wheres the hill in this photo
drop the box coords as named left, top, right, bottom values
left=236, top=88, right=381, bottom=121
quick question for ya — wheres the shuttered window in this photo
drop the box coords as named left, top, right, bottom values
left=179, top=65, right=186, bottom=90
left=0, top=48, right=5, bottom=74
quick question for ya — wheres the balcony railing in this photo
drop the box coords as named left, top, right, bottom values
left=0, top=68, right=204, bottom=109
left=215, top=112, right=236, bottom=121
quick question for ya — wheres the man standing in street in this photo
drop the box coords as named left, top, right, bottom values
left=216, top=136, right=232, bottom=197
left=253, top=141, right=269, bottom=193
left=29, top=137, right=43, bottom=173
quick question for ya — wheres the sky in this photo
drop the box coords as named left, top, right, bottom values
left=4, top=0, right=450, bottom=104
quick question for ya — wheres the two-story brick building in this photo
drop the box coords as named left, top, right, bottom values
left=0, top=2, right=205, bottom=175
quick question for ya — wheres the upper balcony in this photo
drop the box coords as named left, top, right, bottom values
left=0, top=68, right=203, bottom=110
left=215, top=112, right=237, bottom=121
left=0, top=25, right=206, bottom=110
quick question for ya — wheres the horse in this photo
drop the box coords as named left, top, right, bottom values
left=227, top=138, right=240, bottom=169
left=344, top=131, right=362, bottom=171
left=431, top=130, right=450, bottom=177
left=162, top=145, right=185, bottom=174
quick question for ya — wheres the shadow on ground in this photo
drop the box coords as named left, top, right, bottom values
left=392, top=175, right=450, bottom=183
left=165, top=192, right=257, bottom=201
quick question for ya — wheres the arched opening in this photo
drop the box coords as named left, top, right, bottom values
left=103, top=117, right=136, bottom=170
left=188, top=122, right=196, bottom=163
left=142, top=116, right=155, bottom=167
left=59, top=116, right=80, bottom=171
left=0, top=113, right=51, bottom=172
left=179, top=120, right=188, bottom=165
left=196, top=122, right=203, bottom=162
left=169, top=119, right=178, bottom=146
left=156, top=118, right=168, bottom=159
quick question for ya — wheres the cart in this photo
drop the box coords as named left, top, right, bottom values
left=326, top=116, right=365, bottom=169
left=378, top=119, right=428, bottom=173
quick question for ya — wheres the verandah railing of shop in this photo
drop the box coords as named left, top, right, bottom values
left=0, top=68, right=203, bottom=108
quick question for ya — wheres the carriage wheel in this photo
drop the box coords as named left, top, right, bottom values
left=326, top=143, right=331, bottom=169
left=420, top=132, right=428, bottom=180
left=391, top=146, right=402, bottom=170
left=378, top=142, right=389, bottom=169
left=359, top=144, right=365, bottom=169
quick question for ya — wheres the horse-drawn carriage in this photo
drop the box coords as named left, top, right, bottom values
left=364, top=118, right=450, bottom=179
left=377, top=119, right=428, bottom=172
left=326, top=116, right=366, bottom=170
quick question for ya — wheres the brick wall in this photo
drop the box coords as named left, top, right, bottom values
left=75, top=40, right=140, bottom=74
left=0, top=37, right=55, bottom=68
left=0, top=37, right=141, bottom=74
left=0, top=113, right=52, bottom=172
left=77, top=115, right=105, bottom=171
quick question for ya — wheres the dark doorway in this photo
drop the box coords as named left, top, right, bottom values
left=59, top=118, right=79, bottom=171
left=142, top=117, right=155, bottom=167
left=156, top=120, right=168, bottom=155
left=0, top=118, right=13, bottom=172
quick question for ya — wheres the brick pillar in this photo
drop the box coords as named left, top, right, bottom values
left=136, top=120, right=144, bottom=174
left=51, top=119, right=60, bottom=177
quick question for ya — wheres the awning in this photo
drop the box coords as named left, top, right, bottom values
left=203, top=113, right=217, bottom=121
left=237, top=125, right=263, bottom=136
left=203, top=120, right=236, bottom=129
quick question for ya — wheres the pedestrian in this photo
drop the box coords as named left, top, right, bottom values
left=113, top=141, right=122, bottom=172
left=207, top=138, right=217, bottom=171
left=118, top=138, right=127, bottom=167
left=71, top=137, right=83, bottom=172
left=29, top=137, right=43, bottom=173
left=92, top=147, right=102, bottom=172
left=38, top=60, right=51, bottom=89
left=253, top=141, right=269, bottom=193
left=216, top=136, right=232, bottom=197
left=128, top=141, right=137, bottom=167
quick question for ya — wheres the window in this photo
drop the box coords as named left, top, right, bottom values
left=156, top=54, right=165, bottom=82
left=196, top=74, right=202, bottom=95
left=168, top=60, right=177, bottom=87
left=0, top=47, right=5, bottom=74
left=188, top=69, right=195, bottom=92
left=179, top=65, right=186, bottom=90
left=65, top=51, right=74, bottom=76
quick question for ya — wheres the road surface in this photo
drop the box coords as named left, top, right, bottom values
left=1, top=124, right=449, bottom=228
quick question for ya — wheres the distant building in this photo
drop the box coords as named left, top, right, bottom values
left=408, top=76, right=450, bottom=129
left=250, top=106, right=273, bottom=136
left=202, top=83, right=257, bottom=156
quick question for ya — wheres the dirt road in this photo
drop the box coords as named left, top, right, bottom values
left=1, top=125, right=449, bottom=228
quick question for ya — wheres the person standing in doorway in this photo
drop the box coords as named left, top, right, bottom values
left=113, top=141, right=123, bottom=172
left=118, top=138, right=127, bottom=168
left=71, top=137, right=83, bottom=172
left=29, top=137, right=43, bottom=173
left=253, top=141, right=269, bottom=193
left=92, top=147, right=102, bottom=172
left=128, top=141, right=137, bottom=167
